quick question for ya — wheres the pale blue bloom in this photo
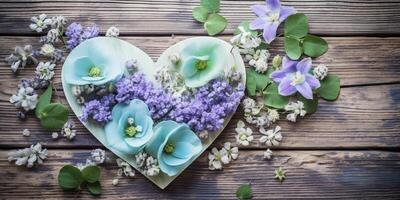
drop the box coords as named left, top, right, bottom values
left=105, top=99, right=154, bottom=155
left=145, top=120, right=202, bottom=176
left=63, top=37, right=125, bottom=85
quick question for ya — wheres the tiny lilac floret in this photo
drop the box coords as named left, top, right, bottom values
left=249, top=0, right=296, bottom=43
left=271, top=57, right=320, bottom=99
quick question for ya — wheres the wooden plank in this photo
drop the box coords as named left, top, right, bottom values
left=0, top=0, right=400, bottom=36
left=1, top=83, right=399, bottom=149
left=1, top=149, right=399, bottom=199
left=0, top=36, right=399, bottom=86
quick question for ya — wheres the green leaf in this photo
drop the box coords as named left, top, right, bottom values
left=38, top=103, right=69, bottom=130
left=298, top=95, right=318, bottom=114
left=35, top=85, right=53, bottom=118
left=58, top=165, right=83, bottom=190
left=263, top=83, right=290, bottom=109
left=87, top=181, right=102, bottom=196
left=234, top=21, right=258, bottom=37
left=246, top=68, right=257, bottom=96
left=204, top=13, right=227, bottom=36
left=284, top=13, right=309, bottom=38
left=81, top=166, right=100, bottom=183
left=303, top=34, right=328, bottom=58
left=236, top=184, right=253, bottom=200
left=318, top=75, right=341, bottom=101
left=284, top=36, right=302, bottom=60
left=192, top=6, right=209, bottom=23
left=201, top=0, right=220, bottom=13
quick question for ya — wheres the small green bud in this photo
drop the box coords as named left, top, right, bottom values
left=272, top=55, right=282, bottom=69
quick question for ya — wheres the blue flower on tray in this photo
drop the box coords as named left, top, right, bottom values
left=105, top=99, right=154, bottom=155
left=145, top=120, right=202, bottom=176
left=63, top=37, right=125, bottom=85
left=179, top=38, right=227, bottom=88
left=271, top=57, right=320, bottom=99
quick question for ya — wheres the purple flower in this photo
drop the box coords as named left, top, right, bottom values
left=271, top=57, right=320, bottom=99
left=80, top=94, right=116, bottom=123
left=249, top=0, right=296, bottom=43
left=65, top=22, right=99, bottom=50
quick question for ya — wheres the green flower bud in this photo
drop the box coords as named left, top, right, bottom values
left=272, top=55, right=282, bottom=69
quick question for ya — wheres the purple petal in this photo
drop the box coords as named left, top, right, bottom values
left=250, top=17, right=267, bottom=30
left=296, top=82, right=313, bottom=99
left=279, top=6, right=297, bottom=22
left=296, top=57, right=312, bottom=74
left=305, top=74, right=321, bottom=89
left=282, top=56, right=298, bottom=72
left=278, top=78, right=297, bottom=96
left=266, top=0, right=281, bottom=11
left=271, top=70, right=287, bottom=83
left=262, top=22, right=279, bottom=44
left=251, top=5, right=269, bottom=16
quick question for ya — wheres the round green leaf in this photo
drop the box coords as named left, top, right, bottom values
left=81, top=166, right=101, bottom=183
left=263, top=83, right=290, bottom=109
left=58, top=165, right=83, bottom=190
left=87, top=181, right=102, bottom=196
left=35, top=85, right=53, bottom=118
left=192, top=6, right=209, bottom=23
left=201, top=0, right=220, bottom=13
left=284, top=13, right=309, bottom=38
left=318, top=75, right=341, bottom=101
left=303, top=34, right=328, bottom=58
left=298, top=95, right=318, bottom=114
left=39, top=103, right=69, bottom=130
left=204, top=13, right=227, bottom=36
left=246, top=68, right=257, bottom=96
left=285, top=36, right=302, bottom=60
left=236, top=184, right=253, bottom=200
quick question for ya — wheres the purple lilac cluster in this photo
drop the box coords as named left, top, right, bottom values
left=169, top=79, right=245, bottom=132
left=115, top=73, right=176, bottom=120
left=65, top=22, right=99, bottom=50
left=80, top=94, right=116, bottom=123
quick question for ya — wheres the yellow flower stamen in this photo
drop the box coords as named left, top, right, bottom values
left=88, top=66, right=101, bottom=77
left=195, top=60, right=208, bottom=70
left=164, top=143, right=175, bottom=154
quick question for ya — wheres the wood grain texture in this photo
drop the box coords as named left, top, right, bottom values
left=0, top=0, right=400, bottom=36
left=1, top=82, right=399, bottom=149
left=1, top=149, right=400, bottom=199
left=0, top=36, right=399, bottom=86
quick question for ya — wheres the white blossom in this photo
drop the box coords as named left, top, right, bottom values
left=40, top=43, right=64, bottom=62
left=242, top=97, right=261, bottom=116
left=5, top=45, right=38, bottom=73
left=35, top=61, right=55, bottom=81
left=208, top=147, right=225, bottom=170
left=29, top=14, right=52, bottom=32
left=168, top=53, right=180, bottom=64
left=313, top=64, right=329, bottom=80
left=89, top=149, right=106, bottom=165
left=285, top=101, right=306, bottom=122
left=230, top=26, right=261, bottom=49
left=112, top=178, right=119, bottom=186
left=248, top=49, right=270, bottom=73
left=198, top=130, right=209, bottom=139
left=224, top=66, right=242, bottom=83
left=50, top=15, right=67, bottom=30
left=61, top=120, right=76, bottom=140
left=116, top=158, right=135, bottom=177
left=41, top=28, right=60, bottom=44
left=52, top=132, right=59, bottom=140
left=263, top=148, right=273, bottom=160
left=223, top=142, right=239, bottom=162
left=235, top=120, right=254, bottom=146
left=267, top=109, right=280, bottom=123
left=106, top=26, right=120, bottom=37
left=134, top=151, right=160, bottom=176
left=259, top=126, right=282, bottom=147
left=22, top=129, right=30, bottom=137
left=10, top=84, right=38, bottom=111
left=8, top=143, right=48, bottom=168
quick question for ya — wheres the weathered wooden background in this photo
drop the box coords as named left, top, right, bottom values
left=0, top=0, right=400, bottom=199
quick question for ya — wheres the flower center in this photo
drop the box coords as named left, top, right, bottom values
left=125, top=117, right=141, bottom=137
left=215, top=153, right=221, bottom=161
left=239, top=133, right=247, bottom=141
left=291, top=71, right=305, bottom=86
left=164, top=143, right=175, bottom=154
left=88, top=66, right=101, bottom=77
left=195, top=60, right=208, bottom=70
left=37, top=20, right=44, bottom=27
left=268, top=12, right=280, bottom=23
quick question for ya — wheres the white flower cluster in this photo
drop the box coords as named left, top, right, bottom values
left=263, top=149, right=273, bottom=160
left=259, top=126, right=282, bottom=147
left=285, top=101, right=306, bottom=122
left=246, top=49, right=270, bottom=73
left=230, top=26, right=261, bottom=50
left=60, top=120, right=77, bottom=140
left=37, top=15, right=67, bottom=45
left=154, top=61, right=188, bottom=97
left=208, top=142, right=239, bottom=170
left=235, top=120, right=254, bottom=146
left=40, top=43, right=64, bottom=62
left=242, top=97, right=279, bottom=128
left=224, top=66, right=242, bottom=83
left=22, top=129, right=31, bottom=137
left=8, top=143, right=48, bottom=168
left=313, top=64, right=329, bottom=80
left=76, top=149, right=106, bottom=170
left=116, top=158, right=135, bottom=177
left=106, top=26, right=120, bottom=37
left=10, top=82, right=38, bottom=111
left=134, top=151, right=160, bottom=176
left=35, top=61, right=55, bottom=81
left=5, top=45, right=38, bottom=73
left=29, top=14, right=52, bottom=33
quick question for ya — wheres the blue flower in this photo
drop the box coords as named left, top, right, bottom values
left=63, top=37, right=125, bottom=86
left=145, top=120, right=202, bottom=176
left=105, top=99, right=154, bottom=155
left=179, top=37, right=229, bottom=88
